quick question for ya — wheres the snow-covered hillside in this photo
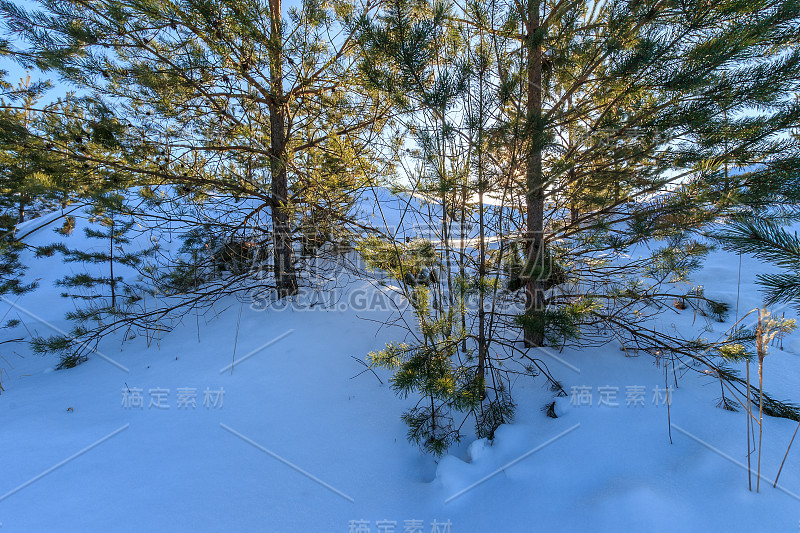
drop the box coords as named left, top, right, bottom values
left=1, top=203, right=799, bottom=532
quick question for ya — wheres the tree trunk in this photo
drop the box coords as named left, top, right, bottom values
left=459, top=178, right=467, bottom=353
left=477, top=189, right=487, bottom=385
left=440, top=112, right=453, bottom=335
left=524, top=0, right=545, bottom=347
left=477, top=64, right=488, bottom=388
left=268, top=0, right=298, bottom=298
left=109, top=216, right=116, bottom=309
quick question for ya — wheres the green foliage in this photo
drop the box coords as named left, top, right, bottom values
left=0, top=228, right=36, bottom=296
left=646, top=239, right=711, bottom=283
left=357, top=235, right=439, bottom=285
left=718, top=363, right=800, bottom=422
left=718, top=343, right=750, bottom=362
left=515, top=297, right=601, bottom=346
left=476, top=390, right=515, bottom=439
left=156, top=224, right=269, bottom=295
left=160, top=259, right=205, bottom=295
left=365, top=233, right=480, bottom=455
left=31, top=333, right=86, bottom=369
left=706, top=300, right=731, bottom=323
left=0, top=0, right=392, bottom=302
left=56, top=352, right=88, bottom=370
left=715, top=217, right=800, bottom=310
left=505, top=242, right=567, bottom=292
left=41, top=199, right=156, bottom=369
left=30, top=334, right=71, bottom=355
left=1, top=0, right=798, bottom=449
left=214, top=239, right=268, bottom=275
left=370, top=334, right=479, bottom=455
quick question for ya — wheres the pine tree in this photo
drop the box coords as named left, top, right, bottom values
left=33, top=194, right=155, bottom=368
left=712, top=92, right=800, bottom=311
left=0, top=74, right=55, bottom=224
left=0, top=0, right=393, bottom=300
left=52, top=199, right=138, bottom=309
left=357, top=0, right=800, bottom=453
left=716, top=218, right=800, bottom=311
left=0, top=73, right=61, bottom=299
left=361, top=236, right=482, bottom=455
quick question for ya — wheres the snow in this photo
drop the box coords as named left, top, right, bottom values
left=1, top=203, right=799, bottom=532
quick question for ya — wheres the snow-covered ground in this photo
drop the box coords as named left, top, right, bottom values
left=1, top=204, right=799, bottom=532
